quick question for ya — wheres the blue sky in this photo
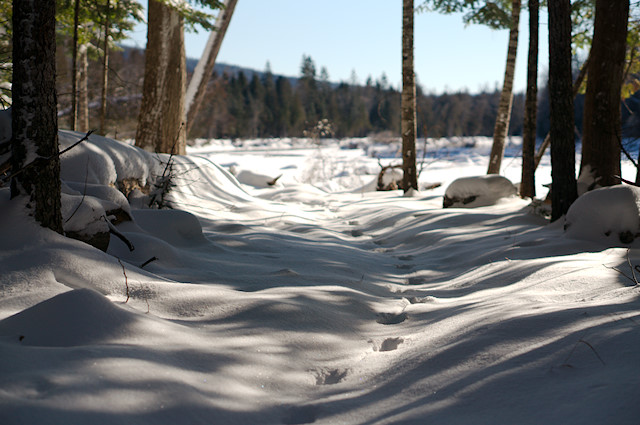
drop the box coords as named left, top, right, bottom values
left=124, top=0, right=550, bottom=94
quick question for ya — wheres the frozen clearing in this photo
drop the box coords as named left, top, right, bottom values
left=1, top=133, right=639, bottom=424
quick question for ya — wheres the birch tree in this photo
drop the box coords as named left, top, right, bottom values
left=418, top=0, right=522, bottom=175
left=487, top=0, right=520, bottom=175
left=185, top=0, right=237, bottom=136
left=402, top=0, right=418, bottom=192
left=11, top=0, right=62, bottom=233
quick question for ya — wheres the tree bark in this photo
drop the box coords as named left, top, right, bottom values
left=548, top=0, right=577, bottom=221
left=487, top=0, right=520, bottom=175
left=533, top=52, right=591, bottom=171
left=135, top=0, right=186, bottom=155
left=580, top=0, right=629, bottom=187
left=70, top=0, right=80, bottom=131
left=185, top=0, right=237, bottom=136
left=100, top=0, right=110, bottom=135
left=11, top=0, right=63, bottom=234
left=401, top=0, right=418, bottom=192
left=77, top=43, right=89, bottom=132
left=520, top=0, right=538, bottom=199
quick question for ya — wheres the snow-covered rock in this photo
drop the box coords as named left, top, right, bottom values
left=235, top=169, right=282, bottom=188
left=443, top=174, right=517, bottom=208
left=565, top=184, right=640, bottom=245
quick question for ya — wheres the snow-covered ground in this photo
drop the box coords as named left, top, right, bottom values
left=1, top=133, right=639, bottom=424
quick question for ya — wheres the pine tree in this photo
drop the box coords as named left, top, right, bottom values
left=548, top=0, right=577, bottom=221
left=580, top=0, right=629, bottom=187
left=521, top=0, right=538, bottom=199
left=135, top=0, right=187, bottom=154
left=136, top=0, right=222, bottom=154
left=11, top=0, right=62, bottom=233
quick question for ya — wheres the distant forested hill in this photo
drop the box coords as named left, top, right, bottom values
left=55, top=45, right=640, bottom=142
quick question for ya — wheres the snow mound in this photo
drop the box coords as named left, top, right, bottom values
left=59, top=130, right=153, bottom=186
left=443, top=174, right=517, bottom=208
left=565, top=184, right=640, bottom=245
left=235, top=169, right=282, bottom=188
left=131, top=209, right=207, bottom=247
left=0, top=289, right=135, bottom=347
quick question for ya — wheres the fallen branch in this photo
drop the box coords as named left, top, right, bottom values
left=140, top=256, right=158, bottom=269
left=103, top=214, right=135, bottom=252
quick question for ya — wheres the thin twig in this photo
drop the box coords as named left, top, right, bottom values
left=626, top=248, right=639, bottom=285
left=603, top=263, right=636, bottom=285
left=117, top=257, right=129, bottom=303
left=2, top=130, right=94, bottom=185
left=65, top=160, right=90, bottom=224
left=140, top=256, right=158, bottom=268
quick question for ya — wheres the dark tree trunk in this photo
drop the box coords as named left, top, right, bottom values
left=548, top=0, right=577, bottom=221
left=401, top=0, right=417, bottom=192
left=580, top=0, right=629, bottom=187
left=521, top=0, right=538, bottom=199
left=487, top=0, right=520, bottom=175
left=135, top=0, right=186, bottom=154
left=11, top=0, right=63, bottom=234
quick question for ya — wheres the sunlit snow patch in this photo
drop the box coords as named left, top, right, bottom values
left=443, top=174, right=517, bottom=208
left=564, top=184, right=640, bottom=246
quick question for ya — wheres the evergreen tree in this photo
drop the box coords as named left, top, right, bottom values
left=136, top=0, right=222, bottom=154
left=11, top=0, right=62, bottom=233
left=580, top=0, right=629, bottom=187
left=548, top=0, right=578, bottom=221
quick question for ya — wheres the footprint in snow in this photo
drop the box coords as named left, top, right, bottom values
left=406, top=276, right=428, bottom=285
left=350, top=229, right=364, bottom=237
left=407, top=296, right=438, bottom=304
left=314, top=368, right=349, bottom=385
left=376, top=312, right=408, bottom=325
left=371, top=337, right=405, bottom=352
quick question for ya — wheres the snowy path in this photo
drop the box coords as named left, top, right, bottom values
left=1, top=134, right=639, bottom=424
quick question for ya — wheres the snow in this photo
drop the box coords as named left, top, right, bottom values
left=443, top=174, right=517, bottom=208
left=565, top=184, right=640, bottom=246
left=1, top=132, right=640, bottom=424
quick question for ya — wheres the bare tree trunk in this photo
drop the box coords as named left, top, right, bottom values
left=135, top=0, right=186, bottom=155
left=70, top=0, right=80, bottom=131
left=580, top=0, right=629, bottom=187
left=548, top=0, right=577, bottom=221
left=487, top=0, right=521, bottom=175
left=185, top=0, right=237, bottom=136
left=520, top=0, right=538, bottom=199
left=401, top=0, right=417, bottom=192
left=77, top=43, right=89, bottom=132
left=100, top=0, right=110, bottom=135
left=12, top=0, right=63, bottom=233
left=533, top=53, right=591, bottom=171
